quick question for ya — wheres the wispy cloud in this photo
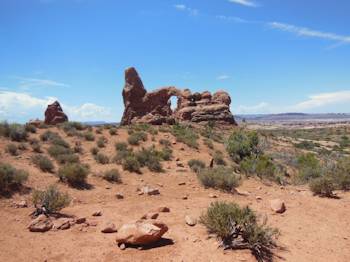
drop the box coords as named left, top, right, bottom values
left=216, top=15, right=250, bottom=23
left=236, top=102, right=271, bottom=114
left=0, top=91, right=112, bottom=122
left=174, top=4, right=199, bottom=16
left=289, top=90, right=350, bottom=111
left=228, top=0, right=259, bottom=8
left=14, top=76, right=70, bottom=90
left=217, top=75, right=231, bottom=80
left=269, top=22, right=350, bottom=45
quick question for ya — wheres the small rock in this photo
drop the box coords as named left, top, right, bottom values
left=208, top=193, right=217, bottom=198
left=28, top=215, right=53, bottom=232
left=185, top=215, right=196, bottom=226
left=75, top=217, right=86, bottom=224
left=157, top=183, right=163, bottom=187
left=119, top=243, right=126, bottom=250
left=256, top=196, right=262, bottom=201
left=182, top=195, right=188, bottom=200
left=53, top=218, right=71, bottom=230
left=92, top=211, right=102, bottom=216
left=176, top=162, right=184, bottom=167
left=175, top=158, right=180, bottom=161
left=141, top=212, right=159, bottom=220
left=139, top=186, right=160, bottom=196
left=178, top=182, right=186, bottom=186
left=116, top=193, right=124, bottom=199
left=270, top=199, right=286, bottom=213
left=87, top=220, right=98, bottom=227
left=14, top=200, right=27, bottom=208
left=105, top=185, right=111, bottom=189
left=234, top=188, right=250, bottom=196
left=101, top=222, right=118, bottom=233
left=156, top=206, right=170, bottom=213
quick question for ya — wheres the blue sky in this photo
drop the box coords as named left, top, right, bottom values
left=1, top=0, right=350, bottom=123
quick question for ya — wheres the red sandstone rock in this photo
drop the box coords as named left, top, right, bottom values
left=44, top=101, right=68, bottom=125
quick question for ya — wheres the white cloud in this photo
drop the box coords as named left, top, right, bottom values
left=15, top=76, right=70, bottom=89
left=216, top=75, right=231, bottom=80
left=216, top=15, right=250, bottom=23
left=289, top=90, right=350, bottom=111
left=269, top=22, right=350, bottom=45
left=236, top=102, right=271, bottom=114
left=0, top=91, right=112, bottom=122
left=228, top=0, right=258, bottom=7
left=174, top=4, right=199, bottom=16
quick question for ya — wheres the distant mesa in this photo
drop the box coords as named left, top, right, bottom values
left=121, top=67, right=236, bottom=125
left=44, top=101, right=68, bottom=125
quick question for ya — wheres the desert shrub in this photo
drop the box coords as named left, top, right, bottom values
left=58, top=163, right=89, bottom=187
left=103, top=169, right=122, bottom=183
left=115, top=142, right=128, bottom=152
left=309, top=176, right=335, bottom=197
left=25, top=124, right=37, bottom=133
left=31, top=155, right=54, bottom=172
left=158, top=146, right=172, bottom=161
left=203, top=138, right=214, bottom=149
left=51, top=137, right=70, bottom=148
left=296, top=153, right=321, bottom=182
left=97, top=136, right=107, bottom=148
left=135, top=147, right=163, bottom=172
left=188, top=159, right=206, bottom=173
left=226, top=129, right=259, bottom=162
left=159, top=139, right=171, bottom=147
left=6, top=143, right=18, bottom=156
left=332, top=157, right=350, bottom=190
left=339, top=135, right=350, bottom=148
left=32, top=185, right=70, bottom=213
left=61, top=121, right=85, bottom=133
left=0, top=121, right=10, bottom=137
left=48, top=144, right=72, bottom=159
left=240, top=155, right=277, bottom=180
left=213, top=150, right=226, bottom=166
left=17, top=143, right=27, bottom=150
left=90, top=147, right=99, bottom=155
left=197, top=167, right=240, bottom=191
left=40, top=130, right=60, bottom=142
left=84, top=132, right=95, bottom=141
left=201, top=122, right=223, bottom=143
left=171, top=124, right=198, bottom=148
left=113, top=148, right=133, bottom=165
left=56, top=153, right=80, bottom=165
left=200, top=201, right=278, bottom=261
left=95, top=127, right=103, bottom=134
left=158, top=126, right=170, bottom=133
left=128, top=131, right=148, bottom=145
left=8, top=124, right=28, bottom=142
left=73, top=141, right=83, bottom=154
left=95, top=153, right=109, bottom=164
left=109, top=128, right=118, bottom=136
left=30, top=139, right=42, bottom=153
left=0, top=163, right=28, bottom=195
left=294, top=140, right=318, bottom=150
left=122, top=155, right=141, bottom=173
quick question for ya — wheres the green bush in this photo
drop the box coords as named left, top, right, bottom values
left=103, top=169, right=122, bottom=183
left=331, top=157, right=350, bottom=190
left=90, top=147, right=99, bottom=155
left=188, top=159, right=206, bottom=173
left=0, top=163, right=28, bottom=195
left=200, top=201, right=278, bottom=261
left=30, top=139, right=42, bottom=153
left=226, top=129, right=259, bottom=162
left=294, top=140, right=318, bottom=150
left=203, top=138, right=214, bottom=149
left=309, top=176, right=335, bottom=197
left=84, top=132, right=95, bottom=141
left=32, top=155, right=54, bottom=172
left=61, top=121, right=85, bottom=133
left=97, top=136, right=107, bottom=148
left=122, top=155, right=141, bottom=173
left=73, top=142, right=83, bottom=154
left=51, top=137, right=70, bottom=148
left=159, top=139, right=171, bottom=147
left=115, top=142, right=128, bottom=152
left=109, top=128, right=118, bottom=136
left=58, top=163, right=89, bottom=187
left=158, top=146, right=172, bottom=161
left=8, top=124, right=28, bottom=142
left=25, top=124, right=37, bottom=133
left=197, top=167, right=240, bottom=191
left=32, top=185, right=70, bottom=213
left=6, top=143, right=18, bottom=156
left=127, top=131, right=148, bottom=145
left=48, top=144, right=72, bottom=159
left=95, top=153, right=109, bottom=164
left=95, top=127, right=103, bottom=134
left=40, top=130, right=60, bottom=142
left=296, top=153, right=321, bottom=182
left=171, top=124, right=198, bottom=148
left=135, top=147, right=163, bottom=172
left=213, top=150, right=226, bottom=166
left=56, top=154, right=80, bottom=165
left=240, top=155, right=277, bottom=181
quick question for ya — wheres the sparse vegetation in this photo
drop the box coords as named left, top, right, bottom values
left=135, top=147, right=163, bottom=172
left=103, top=169, right=122, bottom=183
left=159, top=139, right=171, bottom=147
left=203, top=138, right=214, bottom=149
left=213, top=150, right=226, bottom=166
left=240, top=155, right=278, bottom=181
left=122, top=155, right=141, bottom=173
left=84, top=131, right=95, bottom=141
left=40, top=130, right=60, bottom=142
left=6, top=143, right=18, bottom=156
left=200, top=201, right=278, bottom=262
left=197, top=167, right=240, bottom=191
left=188, top=159, right=206, bottom=173
left=31, top=155, right=54, bottom=172
left=0, top=122, right=28, bottom=142
left=226, top=129, right=259, bottom=162
left=309, top=176, right=335, bottom=197
left=97, top=136, right=107, bottom=148
left=128, top=131, right=148, bottom=145
left=0, top=163, right=28, bottom=195
left=296, top=153, right=321, bottom=183
left=25, top=124, right=37, bottom=133
left=115, top=142, right=128, bottom=151
left=58, top=163, right=89, bottom=187
left=109, top=128, right=118, bottom=136
left=171, top=124, right=198, bottom=148
left=32, top=185, right=70, bottom=213
left=90, top=147, right=99, bottom=155
left=95, top=153, right=109, bottom=164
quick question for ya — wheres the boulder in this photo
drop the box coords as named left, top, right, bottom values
left=28, top=215, right=53, bottom=232
left=120, top=67, right=236, bottom=125
left=270, top=199, right=286, bottom=213
left=44, top=101, right=68, bottom=125
left=52, top=218, right=72, bottom=230
left=115, top=220, right=168, bottom=245
left=101, top=222, right=118, bottom=233
left=185, top=215, right=197, bottom=226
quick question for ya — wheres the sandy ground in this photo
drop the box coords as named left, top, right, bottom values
left=0, top=127, right=349, bottom=262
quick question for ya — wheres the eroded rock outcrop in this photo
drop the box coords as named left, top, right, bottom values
left=121, top=67, right=236, bottom=125
left=44, top=101, right=68, bottom=125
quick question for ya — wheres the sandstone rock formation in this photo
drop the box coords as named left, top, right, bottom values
left=121, top=67, right=236, bottom=125
left=44, top=101, right=68, bottom=125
